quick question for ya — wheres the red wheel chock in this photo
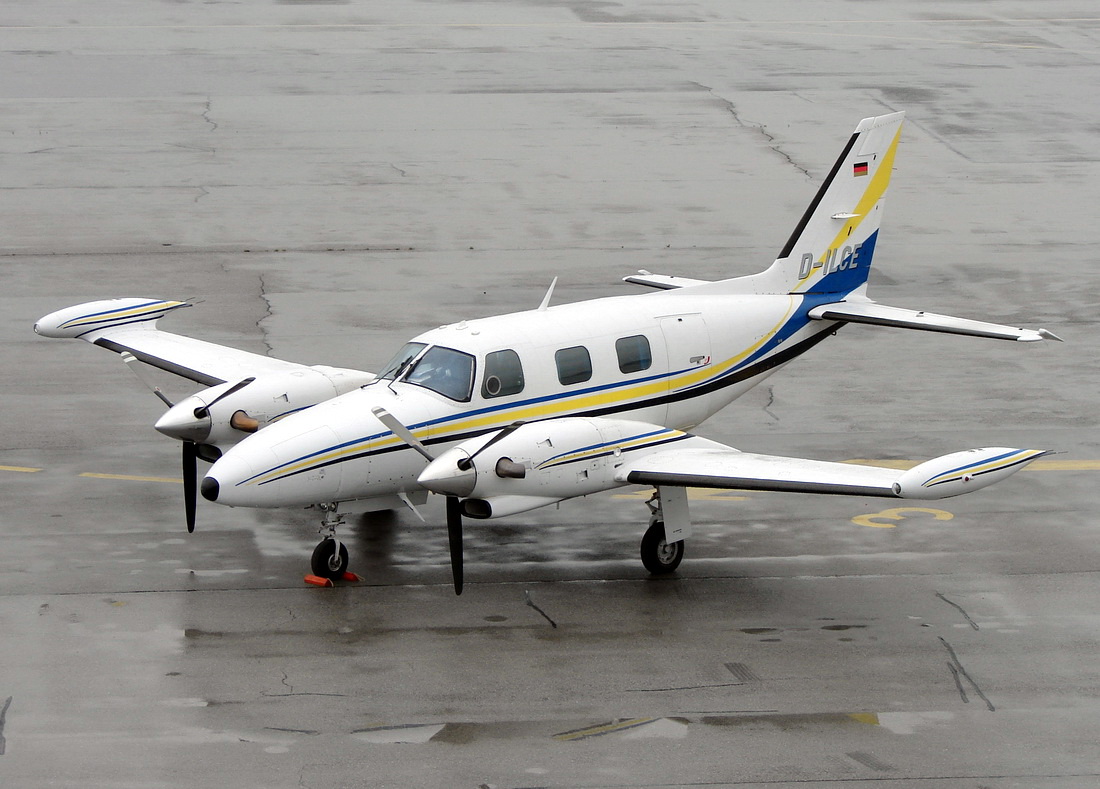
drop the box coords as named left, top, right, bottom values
left=304, top=572, right=361, bottom=587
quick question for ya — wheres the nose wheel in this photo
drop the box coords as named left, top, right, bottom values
left=305, top=504, right=359, bottom=586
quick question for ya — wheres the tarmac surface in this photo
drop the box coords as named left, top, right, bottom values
left=3, top=2, right=1099, bottom=787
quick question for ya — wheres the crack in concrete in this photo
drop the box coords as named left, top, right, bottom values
left=626, top=682, right=744, bottom=693
left=940, top=636, right=995, bottom=711
left=694, top=82, right=812, bottom=179
left=256, top=273, right=275, bottom=357
left=202, top=98, right=218, bottom=132
left=762, top=385, right=780, bottom=421
left=0, top=696, right=10, bottom=755
left=937, top=591, right=980, bottom=630
left=524, top=589, right=558, bottom=628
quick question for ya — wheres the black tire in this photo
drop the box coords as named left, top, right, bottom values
left=640, top=521, right=684, bottom=575
left=311, top=538, right=349, bottom=581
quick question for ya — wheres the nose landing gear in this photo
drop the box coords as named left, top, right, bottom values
left=305, top=504, right=359, bottom=586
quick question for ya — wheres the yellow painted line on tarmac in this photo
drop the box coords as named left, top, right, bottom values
left=79, top=472, right=183, bottom=484
left=553, top=718, right=657, bottom=742
left=0, top=465, right=43, bottom=473
left=852, top=507, right=954, bottom=529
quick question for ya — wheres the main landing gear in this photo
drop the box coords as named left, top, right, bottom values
left=306, top=504, right=358, bottom=586
left=640, top=489, right=687, bottom=575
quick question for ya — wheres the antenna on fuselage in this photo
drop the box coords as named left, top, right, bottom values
left=537, top=277, right=558, bottom=311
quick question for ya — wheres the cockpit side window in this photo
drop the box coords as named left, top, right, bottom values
left=378, top=342, right=427, bottom=380
left=481, top=349, right=525, bottom=398
left=405, top=345, right=475, bottom=402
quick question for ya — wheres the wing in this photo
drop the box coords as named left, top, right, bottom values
left=616, top=442, right=1051, bottom=500
left=35, top=297, right=323, bottom=386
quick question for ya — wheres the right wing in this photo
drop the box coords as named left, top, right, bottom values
left=617, top=441, right=1051, bottom=500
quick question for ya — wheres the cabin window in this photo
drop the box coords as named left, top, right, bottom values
left=616, top=335, right=652, bottom=373
left=555, top=345, right=592, bottom=385
left=404, top=345, right=475, bottom=401
left=482, top=349, right=525, bottom=398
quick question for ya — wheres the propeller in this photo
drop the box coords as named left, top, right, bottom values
left=182, top=439, right=198, bottom=533
left=193, top=377, right=255, bottom=418
left=445, top=496, right=464, bottom=595
left=371, top=406, right=468, bottom=594
left=456, top=421, right=525, bottom=471
left=120, top=353, right=238, bottom=534
left=121, top=352, right=174, bottom=407
left=370, top=406, right=435, bottom=462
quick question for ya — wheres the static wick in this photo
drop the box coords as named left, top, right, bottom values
left=524, top=589, right=557, bottom=629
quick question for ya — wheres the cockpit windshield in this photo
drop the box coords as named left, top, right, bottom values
left=378, top=342, right=426, bottom=381
left=377, top=342, right=475, bottom=402
left=405, top=345, right=475, bottom=401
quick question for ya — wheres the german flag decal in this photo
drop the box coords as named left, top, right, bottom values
left=853, top=161, right=869, bottom=177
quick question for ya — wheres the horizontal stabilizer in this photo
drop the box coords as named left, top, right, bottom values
left=618, top=445, right=1051, bottom=500
left=808, top=300, right=1062, bottom=342
left=622, top=271, right=711, bottom=290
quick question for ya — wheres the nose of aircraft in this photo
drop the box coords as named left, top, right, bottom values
left=200, top=475, right=219, bottom=502
left=200, top=453, right=255, bottom=505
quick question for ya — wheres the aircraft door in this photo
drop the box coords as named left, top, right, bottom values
left=659, top=314, right=712, bottom=429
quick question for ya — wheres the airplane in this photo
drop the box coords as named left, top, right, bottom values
left=35, top=111, right=1061, bottom=593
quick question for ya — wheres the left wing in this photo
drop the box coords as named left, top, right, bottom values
left=34, top=298, right=317, bottom=386
left=616, top=443, right=1051, bottom=500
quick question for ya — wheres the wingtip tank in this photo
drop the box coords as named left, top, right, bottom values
left=895, top=447, right=1051, bottom=499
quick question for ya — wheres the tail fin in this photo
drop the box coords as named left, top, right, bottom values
left=697, top=112, right=905, bottom=297
left=769, top=111, right=904, bottom=295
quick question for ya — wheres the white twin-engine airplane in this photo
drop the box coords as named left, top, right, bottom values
left=36, top=112, right=1060, bottom=593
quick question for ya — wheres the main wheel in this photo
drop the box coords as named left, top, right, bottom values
left=311, top=538, right=349, bottom=581
left=640, top=521, right=684, bottom=575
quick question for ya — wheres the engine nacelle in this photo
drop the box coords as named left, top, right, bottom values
left=154, top=365, right=374, bottom=447
left=417, top=417, right=688, bottom=517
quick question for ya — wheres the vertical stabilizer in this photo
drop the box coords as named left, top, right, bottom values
left=708, top=112, right=904, bottom=297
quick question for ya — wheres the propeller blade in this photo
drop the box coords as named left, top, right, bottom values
left=446, top=495, right=464, bottom=595
left=371, top=406, right=435, bottom=462
left=193, top=377, right=256, bottom=418
left=183, top=440, right=198, bottom=533
left=458, top=421, right=525, bottom=471
left=121, top=352, right=174, bottom=407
